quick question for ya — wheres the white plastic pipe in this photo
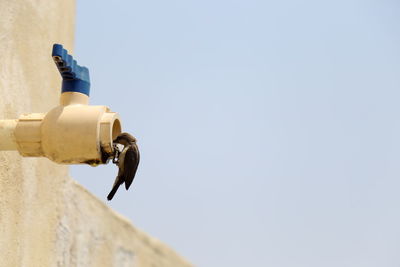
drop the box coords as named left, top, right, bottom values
left=0, top=91, right=122, bottom=165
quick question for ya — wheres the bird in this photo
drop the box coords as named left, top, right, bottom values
left=107, top=132, right=140, bottom=201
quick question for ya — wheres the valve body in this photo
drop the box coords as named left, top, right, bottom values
left=0, top=44, right=122, bottom=165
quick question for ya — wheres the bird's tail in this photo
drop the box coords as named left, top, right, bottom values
left=107, top=184, right=120, bottom=201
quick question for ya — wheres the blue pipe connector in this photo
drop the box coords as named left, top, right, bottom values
left=52, top=44, right=90, bottom=96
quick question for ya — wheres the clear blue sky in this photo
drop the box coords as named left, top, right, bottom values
left=71, top=1, right=400, bottom=266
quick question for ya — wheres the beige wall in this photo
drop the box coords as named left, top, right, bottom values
left=0, top=1, right=191, bottom=266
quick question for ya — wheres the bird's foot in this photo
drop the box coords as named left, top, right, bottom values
left=112, top=144, right=120, bottom=164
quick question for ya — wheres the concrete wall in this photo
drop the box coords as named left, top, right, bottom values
left=0, top=1, right=191, bottom=266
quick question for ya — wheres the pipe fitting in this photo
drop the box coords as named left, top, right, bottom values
left=0, top=44, right=122, bottom=165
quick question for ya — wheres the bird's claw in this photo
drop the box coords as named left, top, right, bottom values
left=112, top=144, right=120, bottom=164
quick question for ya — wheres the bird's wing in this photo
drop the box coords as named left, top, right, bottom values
left=124, top=143, right=140, bottom=190
left=107, top=147, right=128, bottom=200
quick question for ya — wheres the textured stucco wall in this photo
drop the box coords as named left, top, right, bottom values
left=0, top=1, right=191, bottom=267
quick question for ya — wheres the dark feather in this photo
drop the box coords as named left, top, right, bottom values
left=107, top=154, right=126, bottom=201
left=124, top=143, right=140, bottom=190
left=107, top=176, right=123, bottom=200
left=107, top=133, right=140, bottom=200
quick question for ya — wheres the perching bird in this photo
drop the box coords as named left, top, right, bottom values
left=107, top=132, right=140, bottom=201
